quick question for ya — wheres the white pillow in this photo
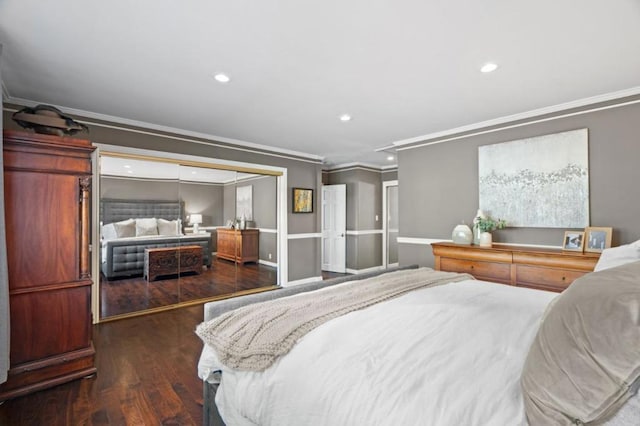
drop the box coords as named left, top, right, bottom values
left=594, top=240, right=640, bottom=271
left=135, top=218, right=158, bottom=237
left=157, top=218, right=179, bottom=236
left=113, top=218, right=136, bottom=238
left=101, top=223, right=118, bottom=241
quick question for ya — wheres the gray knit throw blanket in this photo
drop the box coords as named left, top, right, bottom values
left=196, top=267, right=474, bottom=371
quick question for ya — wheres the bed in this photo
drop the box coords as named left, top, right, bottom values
left=196, top=243, right=640, bottom=425
left=100, top=199, right=211, bottom=278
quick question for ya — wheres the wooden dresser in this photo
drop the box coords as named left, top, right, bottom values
left=216, top=228, right=259, bottom=264
left=0, top=130, right=96, bottom=401
left=431, top=242, right=600, bottom=292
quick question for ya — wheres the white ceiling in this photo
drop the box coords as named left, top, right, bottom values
left=1, top=1, right=639, bottom=167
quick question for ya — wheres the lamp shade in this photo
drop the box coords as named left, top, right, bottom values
left=189, top=214, right=203, bottom=225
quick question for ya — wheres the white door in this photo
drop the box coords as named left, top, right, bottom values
left=382, top=181, right=399, bottom=268
left=322, top=184, right=346, bottom=273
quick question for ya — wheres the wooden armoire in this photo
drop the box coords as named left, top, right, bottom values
left=0, top=130, right=96, bottom=401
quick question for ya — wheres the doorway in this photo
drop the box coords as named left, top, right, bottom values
left=321, top=184, right=346, bottom=273
left=383, top=180, right=398, bottom=268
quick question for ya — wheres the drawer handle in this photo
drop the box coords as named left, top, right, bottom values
left=562, top=276, right=566, bottom=281
left=470, top=265, right=474, bottom=269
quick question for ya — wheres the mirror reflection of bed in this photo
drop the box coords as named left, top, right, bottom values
left=99, top=155, right=279, bottom=319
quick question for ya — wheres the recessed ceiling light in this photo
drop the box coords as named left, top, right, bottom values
left=192, top=171, right=197, bottom=174
left=124, top=165, right=131, bottom=168
left=387, top=155, right=395, bottom=161
left=214, top=73, right=231, bottom=83
left=127, top=170, right=133, bottom=174
left=480, top=63, right=498, bottom=73
left=339, top=114, right=352, bottom=122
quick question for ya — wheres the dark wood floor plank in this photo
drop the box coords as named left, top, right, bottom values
left=0, top=265, right=279, bottom=425
left=101, top=256, right=277, bottom=318
left=0, top=304, right=211, bottom=425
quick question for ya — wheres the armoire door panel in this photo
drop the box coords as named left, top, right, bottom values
left=9, top=285, right=92, bottom=365
left=4, top=172, right=80, bottom=289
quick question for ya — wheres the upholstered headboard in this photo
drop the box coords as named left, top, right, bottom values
left=100, top=199, right=184, bottom=224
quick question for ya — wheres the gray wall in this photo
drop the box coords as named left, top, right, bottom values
left=100, top=177, right=225, bottom=227
left=382, top=169, right=398, bottom=181
left=3, top=107, right=323, bottom=281
left=398, top=99, right=640, bottom=267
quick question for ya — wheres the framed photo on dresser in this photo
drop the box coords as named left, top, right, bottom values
left=562, top=231, right=585, bottom=252
left=584, top=227, right=612, bottom=253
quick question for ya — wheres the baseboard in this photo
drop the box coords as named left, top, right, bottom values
left=258, top=259, right=278, bottom=268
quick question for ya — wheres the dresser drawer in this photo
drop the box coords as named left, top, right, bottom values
left=515, top=265, right=586, bottom=291
left=440, top=258, right=511, bottom=283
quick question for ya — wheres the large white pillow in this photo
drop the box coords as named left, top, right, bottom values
left=594, top=240, right=640, bottom=271
left=101, top=223, right=118, bottom=241
left=157, top=218, right=179, bottom=236
left=113, top=218, right=136, bottom=238
left=135, top=218, right=158, bottom=236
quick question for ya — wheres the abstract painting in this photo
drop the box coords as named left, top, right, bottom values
left=478, top=129, right=589, bottom=228
left=292, top=188, right=313, bottom=213
left=236, top=185, right=253, bottom=220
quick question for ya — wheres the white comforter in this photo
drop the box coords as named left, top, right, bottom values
left=200, top=279, right=558, bottom=426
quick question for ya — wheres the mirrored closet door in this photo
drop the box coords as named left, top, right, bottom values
left=98, top=154, right=279, bottom=320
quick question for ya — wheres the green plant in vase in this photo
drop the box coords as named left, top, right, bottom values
left=476, top=216, right=507, bottom=233
left=475, top=215, right=506, bottom=247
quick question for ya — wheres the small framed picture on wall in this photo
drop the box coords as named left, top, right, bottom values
left=584, top=227, right=613, bottom=253
left=292, top=188, right=313, bottom=213
left=562, top=231, right=585, bottom=252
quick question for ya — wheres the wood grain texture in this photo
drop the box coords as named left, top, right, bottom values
left=144, top=245, right=203, bottom=282
left=216, top=228, right=259, bottom=264
left=0, top=305, right=207, bottom=425
left=431, top=242, right=600, bottom=292
left=1, top=130, right=96, bottom=401
left=101, top=256, right=278, bottom=318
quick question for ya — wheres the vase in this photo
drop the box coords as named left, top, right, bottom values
left=451, top=224, right=472, bottom=245
left=479, top=232, right=493, bottom=247
left=473, top=209, right=486, bottom=245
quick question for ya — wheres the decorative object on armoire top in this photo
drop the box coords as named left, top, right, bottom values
left=451, top=223, right=473, bottom=245
left=12, top=104, right=89, bottom=136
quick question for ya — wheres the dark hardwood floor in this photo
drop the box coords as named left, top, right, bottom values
left=1, top=268, right=349, bottom=424
left=0, top=305, right=207, bottom=425
left=101, top=256, right=277, bottom=318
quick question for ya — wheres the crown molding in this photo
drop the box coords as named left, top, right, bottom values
left=393, top=86, right=640, bottom=151
left=4, top=96, right=326, bottom=164
left=324, top=162, right=398, bottom=173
